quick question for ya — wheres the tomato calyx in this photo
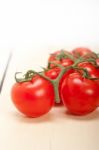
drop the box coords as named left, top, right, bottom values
left=55, top=50, right=75, bottom=61
left=15, top=71, right=36, bottom=83
left=48, top=50, right=75, bottom=69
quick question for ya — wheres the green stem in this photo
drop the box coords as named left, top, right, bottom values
left=51, top=80, right=60, bottom=103
left=56, top=50, right=76, bottom=61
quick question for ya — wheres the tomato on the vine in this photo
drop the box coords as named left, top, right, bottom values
left=78, top=62, right=99, bottom=79
left=11, top=75, right=54, bottom=117
left=72, top=47, right=96, bottom=58
left=11, top=47, right=99, bottom=118
left=48, top=50, right=74, bottom=68
left=61, top=72, right=99, bottom=115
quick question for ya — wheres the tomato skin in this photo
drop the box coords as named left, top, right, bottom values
left=72, top=47, right=92, bottom=55
left=45, top=67, right=60, bottom=79
left=78, top=62, right=99, bottom=107
left=11, top=76, right=54, bottom=117
left=61, top=59, right=74, bottom=67
left=78, top=62, right=99, bottom=78
left=61, top=72, right=99, bottom=115
left=96, top=58, right=99, bottom=66
left=72, top=47, right=96, bottom=58
left=48, top=51, right=61, bottom=62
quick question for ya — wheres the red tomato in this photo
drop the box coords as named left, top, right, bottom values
left=11, top=75, right=54, bottom=117
left=61, top=58, right=74, bottom=67
left=78, top=62, right=99, bottom=78
left=72, top=47, right=96, bottom=58
left=45, top=67, right=60, bottom=79
left=61, top=72, right=99, bottom=115
left=48, top=50, right=74, bottom=68
left=78, top=62, right=99, bottom=107
left=48, top=60, right=61, bottom=69
left=48, top=50, right=69, bottom=62
left=96, top=58, right=99, bottom=66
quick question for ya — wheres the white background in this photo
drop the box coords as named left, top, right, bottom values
left=0, top=0, right=99, bottom=50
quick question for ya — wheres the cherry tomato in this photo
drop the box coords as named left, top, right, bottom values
left=96, top=58, right=99, bottom=66
left=72, top=47, right=96, bottom=58
left=61, top=72, right=99, bottom=115
left=11, top=75, right=54, bottom=117
left=48, top=60, right=61, bottom=70
left=48, top=50, right=74, bottom=68
left=45, top=67, right=60, bottom=79
left=48, top=50, right=68, bottom=62
left=78, top=62, right=99, bottom=107
left=61, top=58, right=74, bottom=67
left=78, top=62, right=99, bottom=78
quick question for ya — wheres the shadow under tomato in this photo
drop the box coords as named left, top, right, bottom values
left=54, top=102, right=63, bottom=107
left=12, top=111, right=55, bottom=124
left=64, top=109, right=99, bottom=121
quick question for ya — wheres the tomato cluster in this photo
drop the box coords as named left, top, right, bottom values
left=11, top=47, right=99, bottom=118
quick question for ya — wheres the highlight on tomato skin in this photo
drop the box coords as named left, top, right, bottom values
left=11, top=76, right=55, bottom=118
left=60, top=72, right=99, bottom=115
left=45, top=67, right=60, bottom=80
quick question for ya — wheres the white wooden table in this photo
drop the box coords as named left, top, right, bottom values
left=0, top=48, right=99, bottom=150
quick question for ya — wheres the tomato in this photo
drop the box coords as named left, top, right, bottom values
left=48, top=50, right=68, bottom=62
left=49, top=58, right=74, bottom=68
left=72, top=47, right=96, bottom=58
left=96, top=58, right=99, bottom=66
left=11, top=75, right=54, bottom=117
left=45, top=67, right=60, bottom=79
left=61, top=72, right=99, bottom=115
left=72, top=47, right=92, bottom=55
left=78, top=62, right=99, bottom=78
left=61, top=58, right=74, bottom=67
left=48, top=60, right=61, bottom=70
left=78, top=62, right=99, bottom=107
left=48, top=50, right=74, bottom=68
